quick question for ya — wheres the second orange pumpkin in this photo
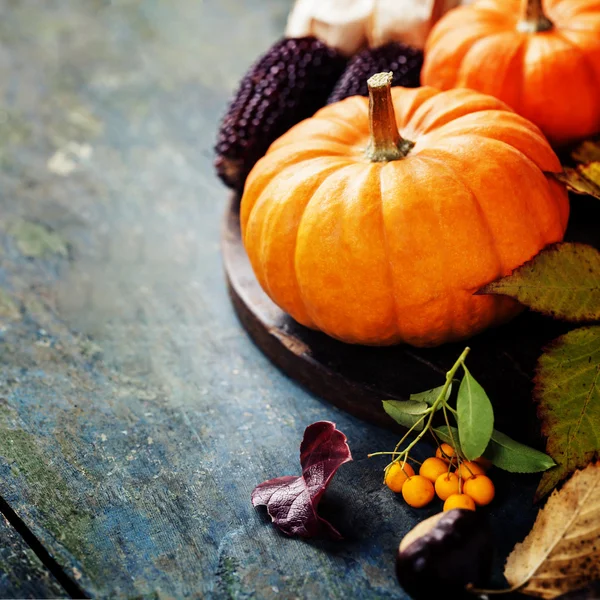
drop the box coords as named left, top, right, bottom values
left=241, top=74, right=569, bottom=347
left=422, top=0, right=600, bottom=146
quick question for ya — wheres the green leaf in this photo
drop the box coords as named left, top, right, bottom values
left=434, top=425, right=555, bottom=473
left=483, top=430, right=555, bottom=473
left=434, top=426, right=555, bottom=473
left=456, top=368, right=494, bottom=460
left=477, top=243, right=600, bottom=322
left=433, top=425, right=460, bottom=449
left=534, top=326, right=600, bottom=500
left=554, top=137, right=600, bottom=200
left=383, top=400, right=429, bottom=431
left=410, top=384, right=451, bottom=407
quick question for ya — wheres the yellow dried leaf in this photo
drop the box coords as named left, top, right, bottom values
left=555, top=137, right=600, bottom=200
left=573, top=140, right=600, bottom=164
left=504, top=462, right=600, bottom=599
left=556, top=168, right=600, bottom=200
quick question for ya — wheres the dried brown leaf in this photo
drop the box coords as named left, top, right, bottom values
left=555, top=137, right=600, bottom=200
left=556, top=167, right=600, bottom=200
left=573, top=139, right=600, bottom=164
left=504, top=462, right=600, bottom=599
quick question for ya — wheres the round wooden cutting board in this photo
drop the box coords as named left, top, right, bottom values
left=223, top=192, right=600, bottom=444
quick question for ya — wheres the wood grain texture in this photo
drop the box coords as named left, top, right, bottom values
left=0, top=514, right=65, bottom=599
left=0, top=1, right=427, bottom=597
left=0, top=0, right=593, bottom=598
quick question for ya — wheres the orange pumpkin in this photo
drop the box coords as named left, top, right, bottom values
left=422, top=0, right=600, bottom=146
left=240, top=73, right=569, bottom=347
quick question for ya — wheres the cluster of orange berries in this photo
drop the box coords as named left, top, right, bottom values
left=384, top=443, right=495, bottom=511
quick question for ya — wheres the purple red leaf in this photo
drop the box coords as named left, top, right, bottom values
left=251, top=421, right=352, bottom=539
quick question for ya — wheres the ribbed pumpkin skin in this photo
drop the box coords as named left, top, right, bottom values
left=240, top=87, right=569, bottom=347
left=422, top=0, right=600, bottom=146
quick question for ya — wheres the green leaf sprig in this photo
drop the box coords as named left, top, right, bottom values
left=370, top=347, right=555, bottom=477
left=434, top=426, right=556, bottom=474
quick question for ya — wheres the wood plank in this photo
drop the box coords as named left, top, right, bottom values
left=0, top=0, right=571, bottom=597
left=0, top=513, right=65, bottom=599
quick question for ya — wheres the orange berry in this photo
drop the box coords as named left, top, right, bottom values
left=457, top=461, right=485, bottom=480
left=385, top=461, right=415, bottom=493
left=474, top=456, right=493, bottom=471
left=402, top=475, right=435, bottom=508
left=419, top=457, right=449, bottom=483
left=436, top=443, right=456, bottom=463
left=464, top=475, right=495, bottom=506
left=434, top=472, right=460, bottom=501
left=443, top=493, right=476, bottom=512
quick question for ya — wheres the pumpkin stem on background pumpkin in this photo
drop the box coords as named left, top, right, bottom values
left=517, top=0, right=553, bottom=33
left=366, top=72, right=414, bottom=162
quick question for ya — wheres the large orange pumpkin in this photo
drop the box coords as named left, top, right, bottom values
left=240, top=73, right=569, bottom=347
left=422, top=0, right=600, bottom=146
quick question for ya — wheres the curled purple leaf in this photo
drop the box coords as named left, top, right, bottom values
left=251, top=421, right=352, bottom=539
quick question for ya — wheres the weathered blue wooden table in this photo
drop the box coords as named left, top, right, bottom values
left=0, top=1, right=542, bottom=598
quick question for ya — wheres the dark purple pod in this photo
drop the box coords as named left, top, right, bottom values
left=214, top=37, right=346, bottom=191
left=396, top=509, right=493, bottom=600
left=328, top=42, right=423, bottom=104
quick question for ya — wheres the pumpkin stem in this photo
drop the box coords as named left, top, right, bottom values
left=517, top=0, right=553, bottom=33
left=366, top=72, right=414, bottom=162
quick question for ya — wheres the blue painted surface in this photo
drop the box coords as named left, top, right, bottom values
left=0, top=1, right=542, bottom=598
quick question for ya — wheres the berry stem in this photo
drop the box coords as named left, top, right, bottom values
left=388, top=410, right=430, bottom=461
left=463, top=462, right=476, bottom=478
left=369, top=451, right=404, bottom=457
left=393, top=348, right=470, bottom=459
left=400, top=458, right=411, bottom=478
left=371, top=347, right=470, bottom=477
left=517, top=0, right=552, bottom=33
left=365, top=72, right=414, bottom=162
left=368, top=452, right=422, bottom=464
left=442, top=405, right=460, bottom=452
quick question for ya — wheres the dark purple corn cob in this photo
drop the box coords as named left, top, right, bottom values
left=215, top=37, right=347, bottom=191
left=328, top=42, right=423, bottom=104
